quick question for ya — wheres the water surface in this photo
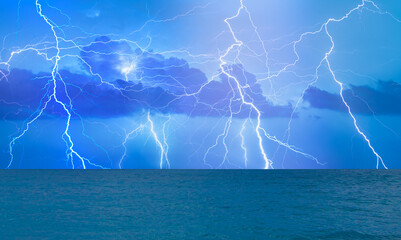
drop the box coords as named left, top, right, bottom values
left=0, top=170, right=400, bottom=239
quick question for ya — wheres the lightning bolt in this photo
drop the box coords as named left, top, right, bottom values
left=1, top=0, right=398, bottom=169
left=208, top=0, right=320, bottom=169
left=147, top=111, right=170, bottom=169
left=7, top=1, right=106, bottom=169
left=119, top=123, right=145, bottom=169
left=278, top=0, right=397, bottom=169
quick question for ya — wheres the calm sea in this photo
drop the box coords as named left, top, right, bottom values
left=0, top=170, right=400, bottom=239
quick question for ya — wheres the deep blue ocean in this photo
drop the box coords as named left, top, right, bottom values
left=0, top=170, right=400, bottom=239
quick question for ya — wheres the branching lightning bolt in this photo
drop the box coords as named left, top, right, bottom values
left=7, top=1, right=105, bottom=169
left=0, top=0, right=398, bottom=169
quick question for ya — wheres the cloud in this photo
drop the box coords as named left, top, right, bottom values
left=136, top=52, right=207, bottom=95
left=176, top=64, right=293, bottom=118
left=303, top=81, right=401, bottom=115
left=0, top=36, right=294, bottom=119
left=303, top=87, right=347, bottom=112
left=0, top=67, right=293, bottom=119
left=80, top=36, right=134, bottom=80
left=0, top=69, right=50, bottom=119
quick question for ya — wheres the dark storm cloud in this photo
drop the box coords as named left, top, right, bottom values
left=136, top=52, right=207, bottom=95
left=181, top=64, right=293, bottom=118
left=0, top=67, right=292, bottom=119
left=304, top=81, right=401, bottom=115
left=0, top=37, right=293, bottom=119
left=80, top=36, right=134, bottom=80
left=0, top=69, right=50, bottom=119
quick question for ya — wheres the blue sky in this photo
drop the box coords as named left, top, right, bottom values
left=0, top=0, right=401, bottom=169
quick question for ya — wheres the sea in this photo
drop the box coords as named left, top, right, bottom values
left=0, top=170, right=400, bottom=239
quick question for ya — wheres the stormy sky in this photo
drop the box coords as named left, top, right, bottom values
left=1, top=0, right=401, bottom=169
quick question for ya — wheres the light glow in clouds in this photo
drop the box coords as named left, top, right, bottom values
left=0, top=0, right=401, bottom=169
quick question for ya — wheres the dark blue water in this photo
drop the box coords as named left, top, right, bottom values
left=0, top=170, right=400, bottom=239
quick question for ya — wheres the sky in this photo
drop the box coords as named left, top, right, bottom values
left=0, top=0, right=401, bottom=169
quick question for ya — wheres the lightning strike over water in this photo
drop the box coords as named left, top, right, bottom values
left=0, top=0, right=400, bottom=169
